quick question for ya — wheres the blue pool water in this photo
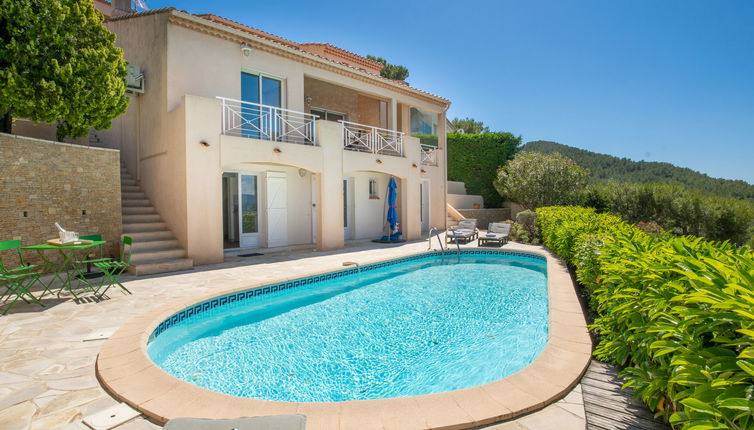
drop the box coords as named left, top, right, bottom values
left=148, top=252, right=548, bottom=402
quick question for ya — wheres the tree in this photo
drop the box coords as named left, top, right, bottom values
left=495, top=152, right=589, bottom=210
left=0, top=0, right=129, bottom=140
left=450, top=117, right=489, bottom=134
left=366, top=55, right=409, bottom=81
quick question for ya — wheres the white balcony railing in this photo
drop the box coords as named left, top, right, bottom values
left=420, top=144, right=438, bottom=166
left=341, top=121, right=403, bottom=157
left=219, top=97, right=318, bottom=145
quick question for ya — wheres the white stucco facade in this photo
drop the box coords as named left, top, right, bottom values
left=98, top=8, right=450, bottom=264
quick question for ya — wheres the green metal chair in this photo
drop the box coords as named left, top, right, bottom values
left=0, top=239, right=39, bottom=273
left=1, top=270, right=44, bottom=314
left=83, top=236, right=133, bottom=299
left=76, top=234, right=106, bottom=278
left=0, top=240, right=45, bottom=314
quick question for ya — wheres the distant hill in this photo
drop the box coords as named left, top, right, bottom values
left=521, top=141, right=754, bottom=201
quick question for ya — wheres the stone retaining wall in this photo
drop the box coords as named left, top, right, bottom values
left=0, top=133, right=122, bottom=267
left=457, top=208, right=511, bottom=229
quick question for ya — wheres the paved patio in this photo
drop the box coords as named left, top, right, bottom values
left=0, top=239, right=587, bottom=429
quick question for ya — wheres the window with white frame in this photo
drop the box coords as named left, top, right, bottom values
left=368, top=178, right=379, bottom=199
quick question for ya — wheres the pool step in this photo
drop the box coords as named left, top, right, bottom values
left=120, top=165, right=193, bottom=276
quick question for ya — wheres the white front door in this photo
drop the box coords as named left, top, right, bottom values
left=266, top=172, right=288, bottom=247
left=421, top=180, right=430, bottom=233
left=343, top=177, right=353, bottom=240
left=239, top=174, right=259, bottom=248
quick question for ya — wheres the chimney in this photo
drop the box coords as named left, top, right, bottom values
left=111, top=0, right=134, bottom=17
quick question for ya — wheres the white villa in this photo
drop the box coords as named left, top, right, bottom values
left=84, top=1, right=451, bottom=270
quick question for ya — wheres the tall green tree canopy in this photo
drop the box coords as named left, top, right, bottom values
left=495, top=151, right=589, bottom=210
left=450, top=117, right=489, bottom=134
left=366, top=55, right=409, bottom=81
left=0, top=0, right=129, bottom=140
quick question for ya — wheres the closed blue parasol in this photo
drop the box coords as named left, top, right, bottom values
left=386, top=177, right=398, bottom=233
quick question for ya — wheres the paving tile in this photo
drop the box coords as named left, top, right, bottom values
left=0, top=401, right=37, bottom=430
left=0, top=241, right=588, bottom=430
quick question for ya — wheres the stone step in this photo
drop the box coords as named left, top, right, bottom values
left=121, top=178, right=137, bottom=186
left=128, top=258, right=194, bottom=276
left=121, top=191, right=146, bottom=200
left=130, top=239, right=180, bottom=252
left=122, top=206, right=156, bottom=215
left=123, top=231, right=174, bottom=242
left=121, top=198, right=151, bottom=207
left=122, top=222, right=167, bottom=233
left=130, top=248, right=186, bottom=264
left=121, top=185, right=141, bottom=193
left=122, top=213, right=161, bottom=224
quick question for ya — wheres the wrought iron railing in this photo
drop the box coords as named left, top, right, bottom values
left=218, top=97, right=318, bottom=145
left=341, top=121, right=403, bottom=157
left=420, top=144, right=438, bottom=166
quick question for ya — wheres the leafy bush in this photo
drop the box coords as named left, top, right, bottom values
left=536, top=206, right=754, bottom=429
left=574, top=182, right=754, bottom=246
left=447, top=132, right=521, bottom=208
left=495, top=152, right=589, bottom=210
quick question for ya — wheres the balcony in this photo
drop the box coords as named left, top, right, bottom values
left=219, top=97, right=318, bottom=145
left=341, top=121, right=404, bottom=157
left=420, top=144, right=438, bottom=166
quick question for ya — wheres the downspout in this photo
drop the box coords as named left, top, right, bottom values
left=442, top=102, right=451, bottom=230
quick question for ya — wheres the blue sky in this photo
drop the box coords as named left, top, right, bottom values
left=146, top=0, right=754, bottom=184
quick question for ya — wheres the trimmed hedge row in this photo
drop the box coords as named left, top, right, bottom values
left=536, top=206, right=754, bottom=429
left=447, top=132, right=521, bottom=208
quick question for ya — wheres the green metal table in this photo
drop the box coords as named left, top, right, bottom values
left=22, top=240, right=107, bottom=299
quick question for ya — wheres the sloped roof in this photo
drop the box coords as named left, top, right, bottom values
left=105, top=7, right=450, bottom=106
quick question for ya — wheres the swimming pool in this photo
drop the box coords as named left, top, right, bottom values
left=147, top=251, right=548, bottom=402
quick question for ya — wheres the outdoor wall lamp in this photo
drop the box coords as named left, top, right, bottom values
left=304, top=95, right=313, bottom=106
left=199, top=140, right=210, bottom=147
left=376, top=159, right=383, bottom=164
left=421, top=169, right=427, bottom=174
left=273, top=147, right=282, bottom=154
left=411, top=163, right=418, bottom=168
left=241, top=42, right=252, bottom=57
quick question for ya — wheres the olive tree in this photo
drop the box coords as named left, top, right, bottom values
left=495, top=151, right=589, bottom=210
left=0, top=0, right=129, bottom=140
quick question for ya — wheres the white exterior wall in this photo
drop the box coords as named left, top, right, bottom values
left=101, top=11, right=449, bottom=264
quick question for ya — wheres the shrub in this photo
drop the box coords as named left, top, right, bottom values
left=447, top=132, right=521, bottom=208
left=536, top=206, right=754, bottom=429
left=495, top=152, right=589, bottom=210
left=576, top=182, right=754, bottom=246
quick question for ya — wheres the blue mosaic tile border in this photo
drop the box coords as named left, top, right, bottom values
left=149, top=249, right=546, bottom=342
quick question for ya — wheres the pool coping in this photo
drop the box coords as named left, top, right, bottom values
left=96, top=246, right=592, bottom=430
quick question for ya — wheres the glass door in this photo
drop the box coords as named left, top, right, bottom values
left=239, top=174, right=259, bottom=248
left=241, top=72, right=282, bottom=140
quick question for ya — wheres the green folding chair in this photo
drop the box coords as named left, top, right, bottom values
left=83, top=236, right=133, bottom=299
left=76, top=234, right=106, bottom=278
left=0, top=240, right=51, bottom=299
left=1, top=270, right=44, bottom=314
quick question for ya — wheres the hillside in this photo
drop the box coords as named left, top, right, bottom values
left=522, top=140, right=754, bottom=200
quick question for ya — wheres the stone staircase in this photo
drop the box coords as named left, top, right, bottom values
left=121, top=166, right=193, bottom=276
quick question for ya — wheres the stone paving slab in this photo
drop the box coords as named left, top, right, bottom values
left=1, top=239, right=587, bottom=429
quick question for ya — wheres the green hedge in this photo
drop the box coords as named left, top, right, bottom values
left=536, top=206, right=754, bottom=429
left=575, top=182, right=754, bottom=246
left=447, top=132, right=521, bottom=208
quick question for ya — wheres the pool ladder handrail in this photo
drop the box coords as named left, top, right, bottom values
left=428, top=228, right=462, bottom=262
left=428, top=227, right=445, bottom=251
